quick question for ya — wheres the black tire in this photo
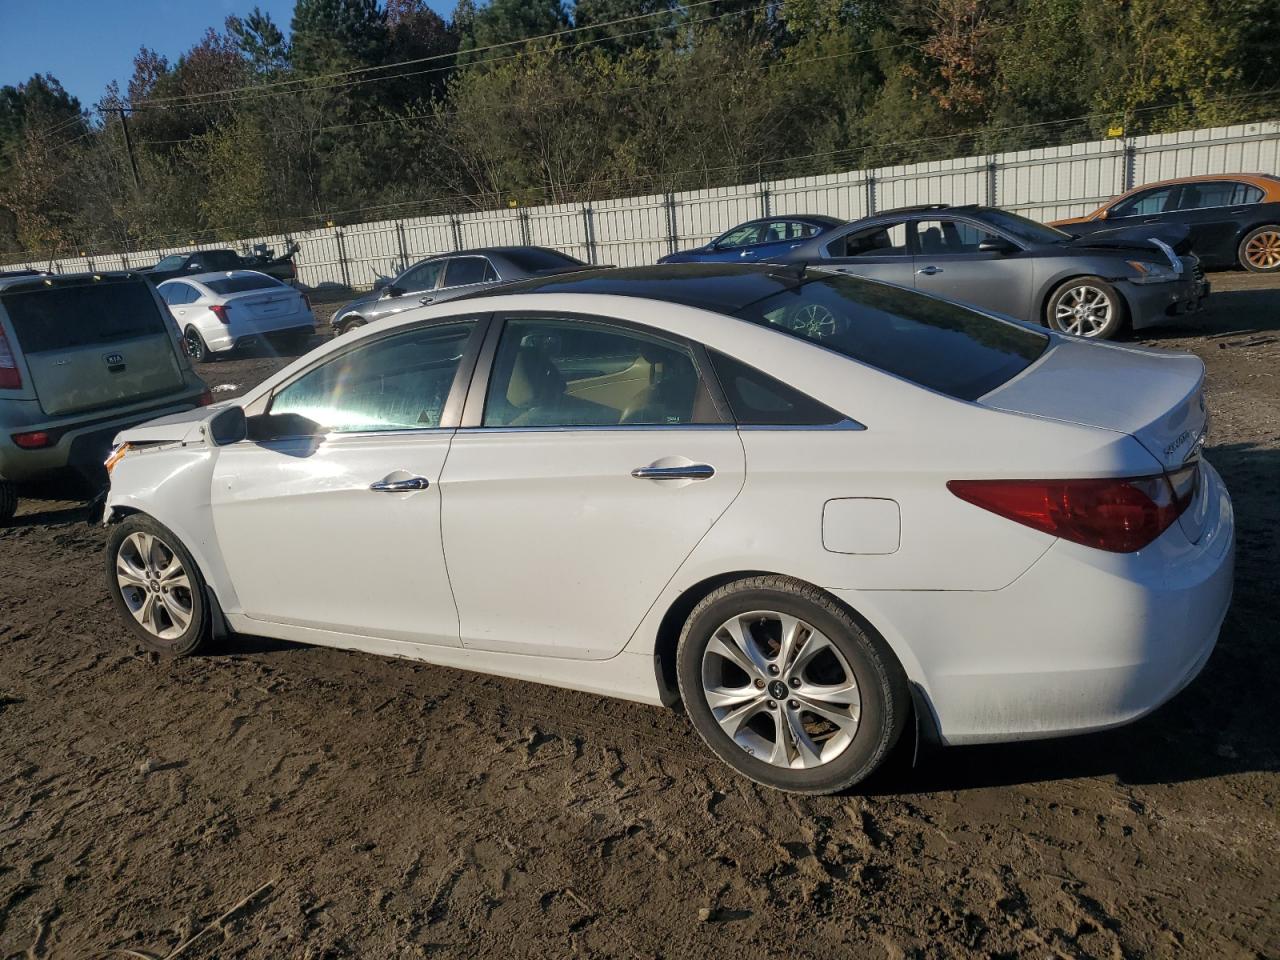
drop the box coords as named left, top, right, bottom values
left=184, top=326, right=213, bottom=363
left=338, top=317, right=366, bottom=336
left=1045, top=276, right=1127, bottom=339
left=0, top=481, right=16, bottom=524
left=676, top=575, right=909, bottom=794
left=1238, top=225, right=1280, bottom=273
left=105, top=514, right=211, bottom=656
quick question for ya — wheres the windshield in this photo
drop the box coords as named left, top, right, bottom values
left=154, top=255, right=185, bottom=270
left=978, top=210, right=1071, bottom=245
left=735, top=273, right=1048, bottom=401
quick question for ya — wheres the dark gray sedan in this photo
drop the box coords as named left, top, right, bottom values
left=330, top=246, right=589, bottom=335
left=775, top=204, right=1209, bottom=338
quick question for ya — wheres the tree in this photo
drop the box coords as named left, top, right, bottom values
left=291, top=0, right=389, bottom=75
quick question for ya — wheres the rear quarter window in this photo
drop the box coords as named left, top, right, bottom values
left=735, top=274, right=1047, bottom=401
left=1, top=279, right=169, bottom=353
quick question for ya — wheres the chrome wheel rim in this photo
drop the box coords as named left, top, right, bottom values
left=1245, top=230, right=1280, bottom=270
left=789, top=304, right=838, bottom=339
left=116, top=532, right=194, bottom=641
left=700, top=610, right=861, bottom=769
left=1054, top=285, right=1112, bottom=337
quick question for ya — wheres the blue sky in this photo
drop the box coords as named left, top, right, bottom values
left=0, top=0, right=453, bottom=108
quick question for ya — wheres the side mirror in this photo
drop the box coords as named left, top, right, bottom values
left=977, top=238, right=1017, bottom=254
left=381, top=284, right=405, bottom=299
left=246, top=412, right=326, bottom=441
left=209, top=405, right=247, bottom=445
left=1098, top=209, right=1110, bottom=221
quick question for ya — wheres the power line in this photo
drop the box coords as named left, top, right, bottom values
left=112, top=0, right=752, bottom=110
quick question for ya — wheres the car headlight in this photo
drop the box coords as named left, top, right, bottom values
left=1126, top=259, right=1178, bottom=284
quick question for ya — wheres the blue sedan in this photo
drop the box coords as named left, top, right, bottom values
left=658, top=215, right=844, bottom=264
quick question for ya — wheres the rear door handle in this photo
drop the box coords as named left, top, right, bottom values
left=369, top=476, right=430, bottom=492
left=916, top=265, right=942, bottom=276
left=631, top=464, right=715, bottom=480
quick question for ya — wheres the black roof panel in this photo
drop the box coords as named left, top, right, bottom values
left=480, top=263, right=810, bottom=312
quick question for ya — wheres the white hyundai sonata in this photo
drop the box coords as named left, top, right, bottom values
left=102, top=264, right=1234, bottom=794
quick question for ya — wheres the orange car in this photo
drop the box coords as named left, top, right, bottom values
left=1050, top=173, right=1280, bottom=273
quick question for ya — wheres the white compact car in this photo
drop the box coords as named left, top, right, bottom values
left=158, top=271, right=315, bottom=362
left=102, top=265, right=1234, bottom=794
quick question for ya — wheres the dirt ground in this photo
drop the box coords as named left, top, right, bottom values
left=2, top=277, right=1277, bottom=960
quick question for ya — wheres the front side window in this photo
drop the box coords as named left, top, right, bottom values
left=398, top=260, right=444, bottom=292
left=715, top=224, right=765, bottom=249
left=483, top=317, right=720, bottom=428
left=829, top=222, right=909, bottom=258
left=1112, top=187, right=1174, bottom=218
left=913, top=219, right=1007, bottom=255
left=270, top=321, right=475, bottom=432
left=443, top=257, right=497, bottom=287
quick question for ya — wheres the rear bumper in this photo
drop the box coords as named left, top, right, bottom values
left=839, top=460, right=1235, bottom=745
left=1124, top=276, right=1210, bottom=330
left=0, top=389, right=206, bottom=486
left=207, top=310, right=315, bottom=351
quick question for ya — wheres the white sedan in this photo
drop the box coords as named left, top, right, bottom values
left=101, top=265, right=1234, bottom=794
left=158, top=270, right=315, bottom=362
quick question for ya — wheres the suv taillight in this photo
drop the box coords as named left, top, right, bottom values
left=948, top=464, right=1199, bottom=553
left=0, top=326, right=20, bottom=389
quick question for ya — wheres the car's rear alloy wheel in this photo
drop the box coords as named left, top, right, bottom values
left=1240, top=225, right=1280, bottom=272
left=1047, top=277, right=1124, bottom=339
left=184, top=326, right=210, bottom=363
left=106, top=515, right=211, bottom=655
left=677, top=575, right=908, bottom=793
left=0, top=481, right=16, bottom=525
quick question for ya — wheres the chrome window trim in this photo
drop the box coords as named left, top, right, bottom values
left=456, top=423, right=740, bottom=435
left=738, top=419, right=865, bottom=431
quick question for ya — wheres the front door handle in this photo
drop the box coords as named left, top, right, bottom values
left=369, top=476, right=430, bottom=492
left=631, top=464, right=715, bottom=481
left=916, top=265, right=942, bottom=276
left=419, top=296, right=435, bottom=305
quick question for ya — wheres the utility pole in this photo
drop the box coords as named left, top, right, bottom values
left=114, top=107, right=142, bottom=191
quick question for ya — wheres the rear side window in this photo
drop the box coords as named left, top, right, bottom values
left=735, top=274, right=1047, bottom=401
left=709, top=351, right=843, bottom=425
left=443, top=257, right=497, bottom=287
left=2, top=280, right=168, bottom=353
left=205, top=275, right=282, bottom=295
left=1176, top=181, right=1264, bottom=209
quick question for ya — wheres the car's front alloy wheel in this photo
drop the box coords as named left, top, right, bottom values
left=1047, top=277, right=1125, bottom=339
left=677, top=576, right=908, bottom=793
left=106, top=515, right=211, bottom=655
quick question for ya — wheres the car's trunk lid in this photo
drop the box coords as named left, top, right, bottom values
left=2, top=276, right=186, bottom=416
left=980, top=337, right=1209, bottom=541
left=228, top=289, right=302, bottom=321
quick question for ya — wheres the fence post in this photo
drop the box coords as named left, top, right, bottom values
left=986, top=156, right=998, bottom=207
left=395, top=220, right=409, bottom=271
left=518, top=209, right=531, bottom=246
left=1122, top=137, right=1137, bottom=192
left=759, top=183, right=771, bottom=219
left=865, top=174, right=877, bottom=216
left=450, top=217, right=463, bottom=251
left=581, top=206, right=597, bottom=265
left=664, top=194, right=678, bottom=256
left=334, top=227, right=352, bottom=290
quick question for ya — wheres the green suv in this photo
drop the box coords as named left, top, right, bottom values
left=0, top=272, right=210, bottom=522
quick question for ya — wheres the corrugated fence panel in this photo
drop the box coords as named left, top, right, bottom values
left=11, top=121, right=1277, bottom=286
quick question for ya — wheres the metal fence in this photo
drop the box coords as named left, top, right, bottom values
left=10, top=119, right=1278, bottom=290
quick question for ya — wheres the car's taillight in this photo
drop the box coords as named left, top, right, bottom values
left=0, top=326, right=21, bottom=389
left=947, top=465, right=1200, bottom=553
left=210, top=304, right=230, bottom=324
left=12, top=430, right=52, bottom=449
left=197, top=388, right=213, bottom=406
